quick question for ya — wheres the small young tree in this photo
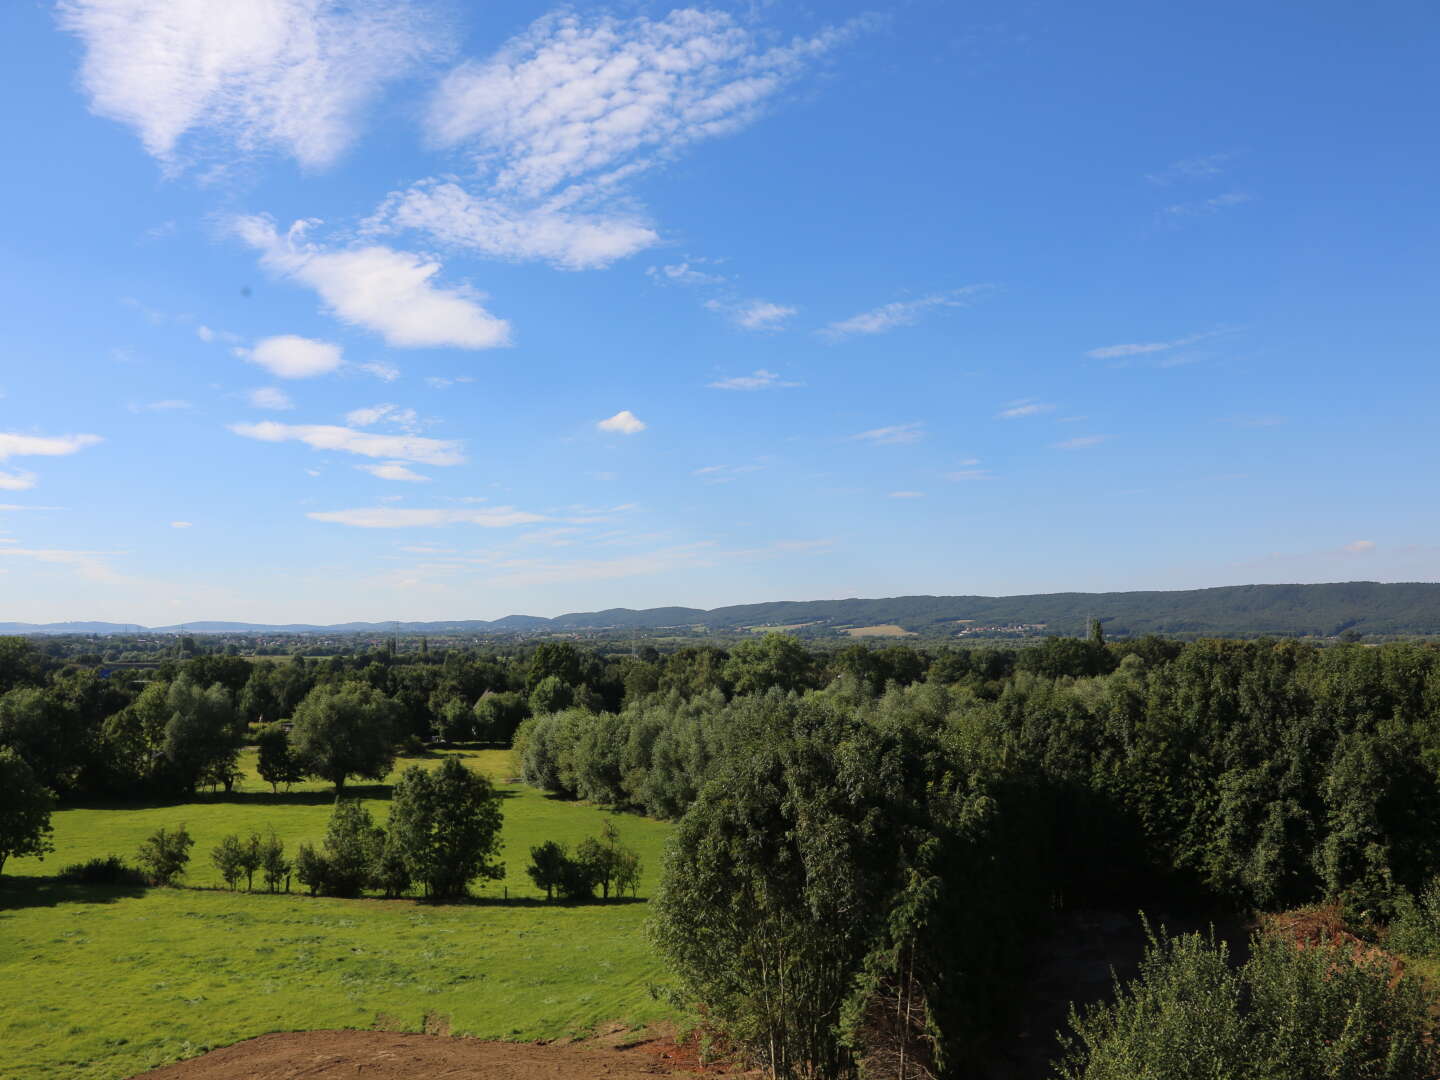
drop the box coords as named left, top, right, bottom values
left=0, top=747, right=55, bottom=877
left=527, top=840, right=569, bottom=900
left=136, top=824, right=194, bottom=886
left=574, top=836, right=608, bottom=898
left=322, top=798, right=382, bottom=897
left=294, top=842, right=328, bottom=896
left=237, top=831, right=263, bottom=891
left=212, top=834, right=246, bottom=890
left=256, top=723, right=303, bottom=793
left=615, top=848, right=643, bottom=898
left=259, top=830, right=290, bottom=893
left=370, top=833, right=412, bottom=898
left=557, top=852, right=599, bottom=900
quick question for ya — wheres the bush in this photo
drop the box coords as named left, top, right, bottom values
left=321, top=799, right=382, bottom=897
left=527, top=840, right=568, bottom=900
left=135, top=824, right=194, bottom=886
left=294, top=842, right=329, bottom=896
left=211, top=834, right=247, bottom=890
left=259, top=829, right=290, bottom=893
left=1388, top=875, right=1440, bottom=957
left=1055, top=922, right=1439, bottom=1079
left=57, top=855, right=146, bottom=886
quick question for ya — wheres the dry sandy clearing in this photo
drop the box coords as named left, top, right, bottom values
left=129, top=1030, right=745, bottom=1080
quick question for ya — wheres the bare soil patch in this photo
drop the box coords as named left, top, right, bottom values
left=130, top=1030, right=749, bottom=1080
left=841, top=624, right=916, bottom=637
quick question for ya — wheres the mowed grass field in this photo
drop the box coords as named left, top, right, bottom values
left=0, top=750, right=679, bottom=1080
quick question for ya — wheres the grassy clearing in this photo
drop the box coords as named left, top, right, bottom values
left=0, top=750, right=678, bottom=1080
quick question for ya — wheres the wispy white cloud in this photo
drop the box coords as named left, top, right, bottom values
left=1086, top=330, right=1220, bottom=360
left=367, top=181, right=658, bottom=271
left=597, top=410, right=646, bottom=435
left=0, top=471, right=38, bottom=491
left=705, top=298, right=797, bottom=331
left=196, top=325, right=241, bottom=344
left=344, top=403, right=421, bottom=432
left=822, top=286, right=990, bottom=340
left=995, top=399, right=1055, bottom=419
left=309, top=506, right=545, bottom=529
left=359, top=361, right=401, bottom=382
left=648, top=260, right=725, bottom=286
left=369, top=9, right=872, bottom=269
left=945, top=468, right=991, bottom=480
left=248, top=387, right=294, bottom=411
left=356, top=462, right=431, bottom=483
left=1145, top=152, right=1232, bottom=185
left=170, top=521, right=192, bottom=528
left=428, top=10, right=870, bottom=194
left=1343, top=539, right=1375, bottom=553
left=425, top=375, right=474, bottom=389
left=851, top=422, right=924, bottom=445
left=0, top=433, right=103, bottom=460
left=230, top=420, right=464, bottom=465
left=234, top=215, right=511, bottom=349
left=1053, top=435, right=1110, bottom=450
left=57, top=0, right=444, bottom=170
left=242, top=334, right=343, bottom=378
left=707, top=369, right=802, bottom=391
left=888, top=490, right=925, bottom=499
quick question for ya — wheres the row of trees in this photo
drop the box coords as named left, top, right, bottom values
left=105, top=758, right=505, bottom=901
left=526, top=822, right=642, bottom=901
left=297, top=758, right=504, bottom=899
left=0, top=634, right=988, bottom=800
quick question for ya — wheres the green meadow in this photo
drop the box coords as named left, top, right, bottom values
left=0, top=750, right=679, bottom=1080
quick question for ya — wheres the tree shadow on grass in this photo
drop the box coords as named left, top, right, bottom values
left=443, top=894, right=649, bottom=908
left=60, top=784, right=398, bottom=810
left=0, top=876, right=148, bottom=913
left=59, top=783, right=519, bottom=812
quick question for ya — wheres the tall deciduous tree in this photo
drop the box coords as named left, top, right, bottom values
left=162, top=677, right=240, bottom=793
left=0, top=747, right=55, bottom=876
left=387, top=757, right=504, bottom=900
left=289, top=684, right=399, bottom=792
left=256, top=723, right=303, bottom=793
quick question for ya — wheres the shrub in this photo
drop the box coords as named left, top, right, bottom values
left=135, top=824, right=194, bottom=886
left=294, top=842, right=329, bottom=896
left=321, top=799, right=382, bottom=897
left=527, top=840, right=568, bottom=900
left=1055, top=923, right=1439, bottom=1079
left=369, top=834, right=412, bottom=898
left=1389, top=876, right=1440, bottom=957
left=57, top=855, right=146, bottom=887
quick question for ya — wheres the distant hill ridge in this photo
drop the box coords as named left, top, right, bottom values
left=4, top=582, right=1440, bottom=638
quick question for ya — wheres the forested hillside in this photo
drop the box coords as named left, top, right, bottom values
left=4, top=581, right=1440, bottom=639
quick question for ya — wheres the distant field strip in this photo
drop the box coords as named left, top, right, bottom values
left=0, top=751, right=677, bottom=1080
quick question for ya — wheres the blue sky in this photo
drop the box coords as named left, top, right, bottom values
left=1, top=0, right=1436, bottom=624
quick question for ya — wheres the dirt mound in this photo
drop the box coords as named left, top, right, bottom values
left=129, top=1030, right=746, bottom=1079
